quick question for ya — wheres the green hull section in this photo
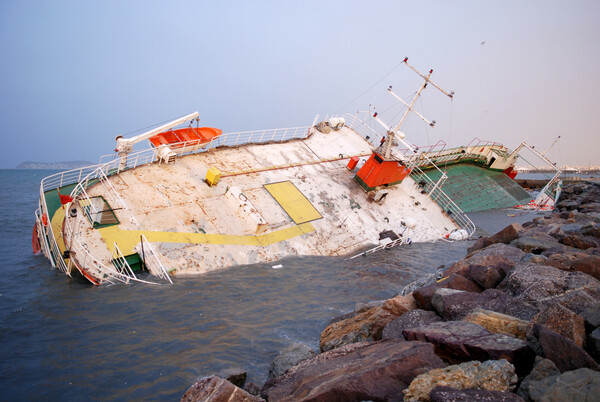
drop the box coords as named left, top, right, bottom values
left=423, top=164, right=532, bottom=212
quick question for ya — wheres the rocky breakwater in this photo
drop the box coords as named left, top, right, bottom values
left=181, top=182, right=600, bottom=401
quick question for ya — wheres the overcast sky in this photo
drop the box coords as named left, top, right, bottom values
left=1, top=0, right=598, bottom=168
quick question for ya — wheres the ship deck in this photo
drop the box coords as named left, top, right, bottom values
left=67, top=126, right=458, bottom=276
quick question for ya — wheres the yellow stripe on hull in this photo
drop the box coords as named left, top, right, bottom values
left=98, top=222, right=315, bottom=255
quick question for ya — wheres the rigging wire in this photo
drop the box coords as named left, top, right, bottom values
left=334, top=60, right=405, bottom=115
left=419, top=96, right=431, bottom=146
left=120, top=113, right=195, bottom=137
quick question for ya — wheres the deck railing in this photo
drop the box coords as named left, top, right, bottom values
left=343, top=113, right=475, bottom=237
left=36, top=122, right=316, bottom=284
left=139, top=234, right=172, bottom=284
left=36, top=115, right=480, bottom=285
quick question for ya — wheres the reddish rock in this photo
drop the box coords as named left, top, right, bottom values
left=446, top=243, right=524, bottom=278
left=429, top=386, right=525, bottom=402
left=467, top=236, right=489, bottom=253
left=412, top=274, right=482, bottom=311
left=529, top=305, right=586, bottom=347
left=432, top=288, right=538, bottom=321
left=544, top=250, right=591, bottom=271
left=491, top=222, right=524, bottom=242
left=497, top=263, right=600, bottom=314
left=403, top=321, right=535, bottom=375
left=382, top=309, right=442, bottom=340
left=572, top=255, right=600, bottom=280
left=319, top=305, right=402, bottom=352
left=469, top=263, right=508, bottom=289
left=533, top=324, right=600, bottom=372
left=262, top=340, right=445, bottom=402
left=509, top=234, right=559, bottom=254
left=182, top=376, right=264, bottom=402
left=561, top=233, right=600, bottom=250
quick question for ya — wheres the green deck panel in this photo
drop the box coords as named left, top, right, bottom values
left=423, top=164, right=532, bottom=212
left=112, top=253, right=143, bottom=272
left=43, top=183, right=78, bottom=221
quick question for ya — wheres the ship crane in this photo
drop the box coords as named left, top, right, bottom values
left=114, top=112, right=200, bottom=170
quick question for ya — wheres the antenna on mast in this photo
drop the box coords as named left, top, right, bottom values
left=373, top=58, right=454, bottom=160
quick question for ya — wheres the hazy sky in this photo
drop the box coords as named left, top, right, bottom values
left=1, top=0, right=598, bottom=168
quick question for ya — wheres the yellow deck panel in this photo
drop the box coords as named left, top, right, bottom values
left=50, top=206, right=67, bottom=254
left=97, top=222, right=315, bottom=255
left=264, top=181, right=322, bottom=224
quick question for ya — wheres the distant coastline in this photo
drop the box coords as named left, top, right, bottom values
left=16, top=161, right=93, bottom=170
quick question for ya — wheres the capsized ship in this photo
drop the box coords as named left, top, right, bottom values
left=32, top=60, right=556, bottom=285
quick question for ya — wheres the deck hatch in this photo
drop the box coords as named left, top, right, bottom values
left=263, top=181, right=322, bottom=224
left=81, top=196, right=120, bottom=228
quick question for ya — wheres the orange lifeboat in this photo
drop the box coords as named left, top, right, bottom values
left=148, top=127, right=222, bottom=149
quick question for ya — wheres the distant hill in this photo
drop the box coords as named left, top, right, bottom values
left=16, top=161, right=94, bottom=169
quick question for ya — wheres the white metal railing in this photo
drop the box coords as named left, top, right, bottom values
left=36, top=122, right=317, bottom=285
left=138, top=234, right=172, bottom=284
left=344, top=113, right=384, bottom=147
left=344, top=113, right=475, bottom=237
left=60, top=212, right=163, bottom=285
left=112, top=243, right=137, bottom=283
left=347, top=237, right=412, bottom=259
left=409, top=164, right=476, bottom=236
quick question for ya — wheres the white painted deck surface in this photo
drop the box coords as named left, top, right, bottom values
left=78, top=126, right=458, bottom=275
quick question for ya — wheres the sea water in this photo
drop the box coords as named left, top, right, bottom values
left=0, top=169, right=541, bottom=400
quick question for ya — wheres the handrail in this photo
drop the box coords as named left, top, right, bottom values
left=36, top=121, right=319, bottom=285
left=343, top=113, right=475, bottom=237
left=409, top=163, right=476, bottom=237
left=139, top=234, right=173, bottom=284
left=112, top=243, right=138, bottom=282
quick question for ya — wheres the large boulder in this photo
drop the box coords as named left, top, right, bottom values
left=529, top=304, right=586, bottom=347
left=544, top=252, right=600, bottom=280
left=268, top=342, right=315, bottom=380
left=182, top=376, right=264, bottom=402
left=509, top=234, right=560, bottom=254
left=319, top=305, right=400, bottom=352
left=403, top=359, right=518, bottom=402
left=431, top=288, right=539, bottom=321
left=429, top=386, right=525, bottom=402
left=516, top=357, right=560, bottom=401
left=382, top=309, right=442, bottom=340
left=463, top=309, right=529, bottom=341
left=403, top=321, right=535, bottom=375
left=381, top=292, right=417, bottom=315
left=560, top=233, right=600, bottom=250
left=532, top=324, right=600, bottom=372
left=446, top=243, right=524, bottom=279
left=468, top=223, right=524, bottom=253
left=528, top=368, right=600, bottom=401
left=262, top=340, right=445, bottom=402
left=497, top=263, right=600, bottom=314
left=412, top=274, right=482, bottom=311
left=319, top=293, right=416, bottom=352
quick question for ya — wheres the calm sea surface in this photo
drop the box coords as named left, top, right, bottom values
left=0, top=169, right=542, bottom=401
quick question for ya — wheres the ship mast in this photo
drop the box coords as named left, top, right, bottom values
left=375, top=58, right=454, bottom=160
